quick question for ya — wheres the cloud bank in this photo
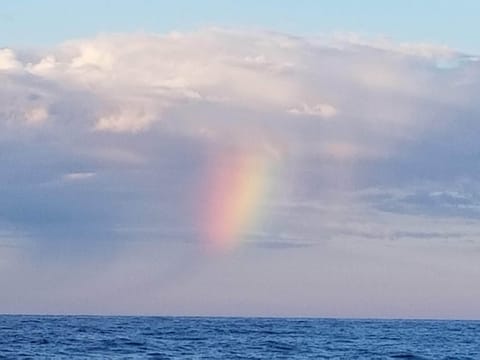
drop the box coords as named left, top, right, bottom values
left=1, top=29, right=480, bottom=317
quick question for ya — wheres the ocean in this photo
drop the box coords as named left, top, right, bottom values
left=0, top=316, right=478, bottom=359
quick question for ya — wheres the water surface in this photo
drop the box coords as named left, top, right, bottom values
left=0, top=316, right=479, bottom=359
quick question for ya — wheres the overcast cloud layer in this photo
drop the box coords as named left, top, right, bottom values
left=1, top=29, right=480, bottom=318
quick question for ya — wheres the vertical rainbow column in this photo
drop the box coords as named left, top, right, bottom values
left=198, top=150, right=274, bottom=252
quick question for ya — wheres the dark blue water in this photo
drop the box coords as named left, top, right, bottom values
left=0, top=316, right=479, bottom=359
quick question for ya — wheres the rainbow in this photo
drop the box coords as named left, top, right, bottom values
left=198, top=149, right=277, bottom=252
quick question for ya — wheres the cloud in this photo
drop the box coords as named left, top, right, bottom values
left=0, top=28, right=478, bottom=220
left=0, top=48, right=22, bottom=71
left=62, top=172, right=96, bottom=181
left=288, top=103, right=337, bottom=118
left=24, top=107, right=49, bottom=125
left=2, top=28, right=473, bottom=137
left=2, top=29, right=480, bottom=316
left=95, top=107, right=156, bottom=132
left=327, top=32, right=457, bottom=59
left=1, top=29, right=479, bottom=245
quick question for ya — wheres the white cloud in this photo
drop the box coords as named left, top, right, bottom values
left=288, top=103, right=337, bottom=118
left=27, top=55, right=58, bottom=75
left=0, top=29, right=478, bottom=170
left=0, top=48, right=22, bottom=71
left=62, top=172, right=96, bottom=181
left=1, top=29, right=472, bottom=139
left=95, top=106, right=157, bottom=133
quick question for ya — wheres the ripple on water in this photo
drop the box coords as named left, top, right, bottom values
left=0, top=316, right=479, bottom=359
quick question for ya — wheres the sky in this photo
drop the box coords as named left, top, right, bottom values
left=1, top=1, right=480, bottom=319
